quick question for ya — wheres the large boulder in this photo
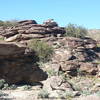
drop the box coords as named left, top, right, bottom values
left=43, top=19, right=58, bottom=27
left=50, top=76, right=74, bottom=91
left=18, top=20, right=37, bottom=25
left=79, top=62, right=98, bottom=75
left=0, top=42, right=47, bottom=84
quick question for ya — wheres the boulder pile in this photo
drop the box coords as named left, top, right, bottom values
left=0, top=20, right=65, bottom=42
left=45, top=37, right=100, bottom=76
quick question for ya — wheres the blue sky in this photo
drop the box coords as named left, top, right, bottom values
left=0, top=0, right=100, bottom=29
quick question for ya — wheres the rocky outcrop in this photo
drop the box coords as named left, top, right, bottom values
left=0, top=42, right=47, bottom=84
left=45, top=37, right=100, bottom=76
left=0, top=19, right=100, bottom=100
left=0, top=20, right=65, bottom=42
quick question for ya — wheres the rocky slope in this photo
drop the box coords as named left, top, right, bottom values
left=45, top=37, right=100, bottom=76
left=0, top=20, right=100, bottom=100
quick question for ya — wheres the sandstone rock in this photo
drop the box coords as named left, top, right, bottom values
left=42, top=76, right=74, bottom=97
left=97, top=64, right=100, bottom=77
left=65, top=37, right=84, bottom=49
left=53, top=49, right=73, bottom=62
left=0, top=20, right=65, bottom=42
left=43, top=19, right=58, bottom=27
left=2, top=31, right=18, bottom=38
left=0, top=42, right=48, bottom=84
left=60, top=61, right=79, bottom=71
left=0, top=42, right=26, bottom=57
left=50, top=76, right=74, bottom=91
left=5, top=34, right=22, bottom=42
left=18, top=20, right=37, bottom=25
left=83, top=37, right=97, bottom=49
left=79, top=62, right=98, bottom=75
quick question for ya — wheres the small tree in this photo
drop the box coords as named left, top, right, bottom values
left=65, top=24, right=87, bottom=38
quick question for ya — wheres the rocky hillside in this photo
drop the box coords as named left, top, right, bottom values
left=0, top=20, right=100, bottom=100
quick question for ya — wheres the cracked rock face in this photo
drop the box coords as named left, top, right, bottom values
left=0, top=42, right=48, bottom=84
left=46, top=37, right=100, bottom=76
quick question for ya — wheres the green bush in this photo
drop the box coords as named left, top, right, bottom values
left=47, top=69, right=57, bottom=77
left=0, top=79, right=6, bottom=89
left=28, top=39, right=53, bottom=62
left=0, top=37, right=4, bottom=41
left=38, top=89, right=49, bottom=98
left=65, top=24, right=87, bottom=38
left=23, top=85, right=32, bottom=90
left=0, top=20, right=18, bottom=27
left=0, top=20, right=4, bottom=26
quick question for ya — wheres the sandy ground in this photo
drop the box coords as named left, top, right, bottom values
left=1, top=89, right=39, bottom=100
left=1, top=90, right=100, bottom=100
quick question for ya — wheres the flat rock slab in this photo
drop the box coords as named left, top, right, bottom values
left=0, top=42, right=26, bottom=57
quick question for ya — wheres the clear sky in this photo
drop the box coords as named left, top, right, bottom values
left=0, top=0, right=100, bottom=29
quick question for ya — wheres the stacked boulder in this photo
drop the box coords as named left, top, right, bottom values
left=0, top=20, right=65, bottom=42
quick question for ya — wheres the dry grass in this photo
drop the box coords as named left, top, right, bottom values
left=88, top=29, right=100, bottom=40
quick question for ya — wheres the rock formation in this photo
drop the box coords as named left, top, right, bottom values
left=0, top=24, right=99, bottom=84
left=0, top=20, right=100, bottom=100
left=45, top=37, right=100, bottom=76
left=0, top=20, right=65, bottom=42
left=0, top=42, right=47, bottom=84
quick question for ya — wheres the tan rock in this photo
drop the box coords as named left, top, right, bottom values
left=5, top=34, right=22, bottom=42
left=0, top=42, right=47, bottom=84
left=79, top=62, right=98, bottom=75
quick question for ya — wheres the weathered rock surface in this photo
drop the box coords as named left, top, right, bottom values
left=45, top=37, right=100, bottom=76
left=0, top=20, right=65, bottom=42
left=50, top=76, right=74, bottom=91
left=0, top=42, right=47, bottom=84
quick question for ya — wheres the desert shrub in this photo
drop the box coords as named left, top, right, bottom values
left=0, top=37, right=4, bottom=41
left=28, top=39, right=53, bottom=62
left=38, top=89, right=49, bottom=98
left=23, top=85, right=32, bottom=90
left=59, top=91, right=75, bottom=99
left=81, top=90, right=92, bottom=96
left=96, top=91, right=100, bottom=97
left=0, top=91, right=8, bottom=97
left=9, top=84, right=17, bottom=90
left=0, top=79, right=6, bottom=89
left=0, top=20, right=4, bottom=26
left=0, top=20, right=18, bottom=27
left=65, top=24, right=87, bottom=38
left=4, top=20, right=18, bottom=27
left=0, top=79, right=17, bottom=90
left=47, top=69, right=57, bottom=77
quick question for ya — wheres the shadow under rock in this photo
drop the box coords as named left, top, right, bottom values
left=93, top=47, right=100, bottom=53
left=85, top=48, right=99, bottom=61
